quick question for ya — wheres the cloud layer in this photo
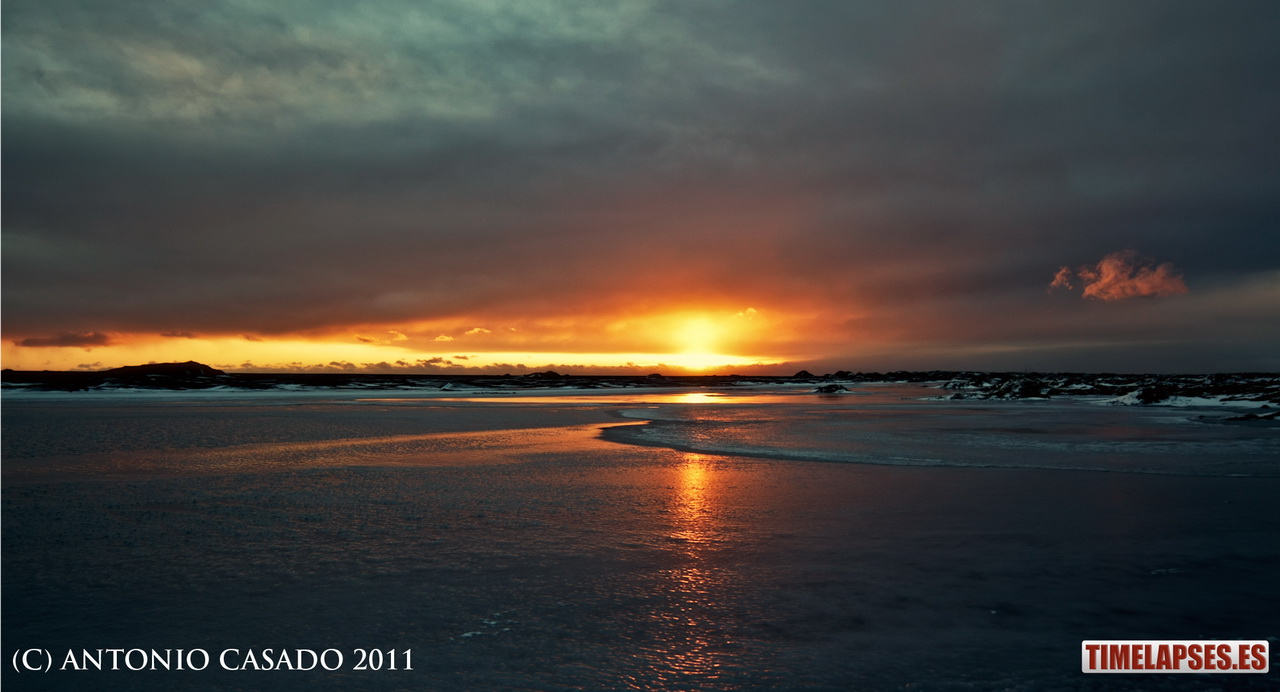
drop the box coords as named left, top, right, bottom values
left=4, top=1, right=1279, bottom=372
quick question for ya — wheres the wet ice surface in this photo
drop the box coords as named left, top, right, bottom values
left=4, top=385, right=1279, bottom=691
left=605, top=385, right=1280, bottom=477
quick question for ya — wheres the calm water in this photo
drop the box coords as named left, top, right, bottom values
left=3, top=385, right=1278, bottom=690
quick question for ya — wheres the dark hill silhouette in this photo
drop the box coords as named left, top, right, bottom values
left=104, top=361, right=226, bottom=377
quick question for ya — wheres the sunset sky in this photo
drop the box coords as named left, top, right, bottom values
left=4, top=1, right=1279, bottom=374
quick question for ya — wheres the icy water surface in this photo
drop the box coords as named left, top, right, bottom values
left=3, top=385, right=1278, bottom=690
left=602, top=385, right=1280, bottom=477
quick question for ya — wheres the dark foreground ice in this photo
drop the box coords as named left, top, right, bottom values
left=3, top=385, right=1278, bottom=690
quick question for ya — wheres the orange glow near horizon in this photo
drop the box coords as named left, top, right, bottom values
left=0, top=307, right=796, bottom=374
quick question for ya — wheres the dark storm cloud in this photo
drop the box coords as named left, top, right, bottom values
left=4, top=0, right=1279, bottom=369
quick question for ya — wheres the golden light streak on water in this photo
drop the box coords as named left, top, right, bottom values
left=639, top=452, right=738, bottom=686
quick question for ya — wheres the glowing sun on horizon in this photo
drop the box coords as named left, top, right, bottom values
left=672, top=317, right=728, bottom=370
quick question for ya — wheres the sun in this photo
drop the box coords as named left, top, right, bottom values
left=668, top=317, right=730, bottom=370
left=675, top=317, right=720, bottom=355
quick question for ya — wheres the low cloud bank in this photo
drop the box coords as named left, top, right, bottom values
left=14, top=331, right=113, bottom=348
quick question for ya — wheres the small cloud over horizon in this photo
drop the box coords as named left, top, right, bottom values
left=1051, top=250, right=1189, bottom=301
left=355, top=330, right=411, bottom=345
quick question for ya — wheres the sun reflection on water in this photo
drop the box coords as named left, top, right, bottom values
left=670, top=391, right=728, bottom=405
left=643, top=452, right=739, bottom=686
left=671, top=453, right=714, bottom=547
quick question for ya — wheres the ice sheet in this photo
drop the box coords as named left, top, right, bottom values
left=4, top=385, right=1277, bottom=690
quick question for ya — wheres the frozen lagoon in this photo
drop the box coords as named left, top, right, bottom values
left=3, top=384, right=1278, bottom=690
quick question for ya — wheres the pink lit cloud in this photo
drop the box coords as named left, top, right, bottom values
left=1051, top=251, right=1189, bottom=301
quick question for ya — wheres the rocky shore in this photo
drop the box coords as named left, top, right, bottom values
left=3, top=363, right=1277, bottom=413
left=932, top=371, right=1280, bottom=408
